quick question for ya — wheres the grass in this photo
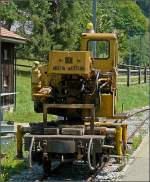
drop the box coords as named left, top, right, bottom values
left=127, top=132, right=143, bottom=157
left=116, top=83, right=149, bottom=112
left=0, top=142, right=28, bottom=182
left=126, top=134, right=143, bottom=162
left=117, top=75, right=149, bottom=84
left=4, top=75, right=56, bottom=123
left=1, top=70, right=148, bottom=181
left=4, top=72, right=149, bottom=122
left=131, top=134, right=143, bottom=150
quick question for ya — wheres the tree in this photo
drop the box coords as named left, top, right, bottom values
left=18, top=0, right=92, bottom=60
left=96, top=0, right=115, bottom=33
left=113, top=0, right=148, bottom=64
left=1, top=0, right=148, bottom=65
left=136, top=0, right=149, bottom=17
left=114, top=0, right=147, bottom=36
left=0, top=1, right=18, bottom=30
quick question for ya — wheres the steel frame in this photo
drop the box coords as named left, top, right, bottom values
left=43, top=104, right=95, bottom=134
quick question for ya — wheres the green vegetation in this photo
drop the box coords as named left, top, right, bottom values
left=126, top=134, right=143, bottom=159
left=4, top=75, right=55, bottom=122
left=0, top=1, right=149, bottom=181
left=117, top=83, right=149, bottom=112
left=3, top=73, right=149, bottom=122
left=0, top=142, right=28, bottom=182
left=136, top=0, right=149, bottom=17
left=117, top=75, right=149, bottom=83
left=132, top=134, right=143, bottom=151
left=0, top=0, right=148, bottom=66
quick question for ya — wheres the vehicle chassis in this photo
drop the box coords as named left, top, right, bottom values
left=16, top=104, right=127, bottom=172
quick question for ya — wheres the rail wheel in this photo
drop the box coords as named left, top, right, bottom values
left=87, top=138, right=104, bottom=171
left=43, top=155, right=51, bottom=175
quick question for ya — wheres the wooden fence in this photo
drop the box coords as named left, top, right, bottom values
left=118, top=64, right=149, bottom=86
left=15, top=59, right=149, bottom=87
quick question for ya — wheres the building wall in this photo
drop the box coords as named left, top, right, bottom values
left=1, top=42, right=15, bottom=107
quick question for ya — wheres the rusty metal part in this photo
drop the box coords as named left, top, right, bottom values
left=43, top=104, right=95, bottom=134
left=47, top=140, right=75, bottom=153
left=58, top=125, right=85, bottom=129
left=85, top=126, right=116, bottom=135
left=16, top=125, right=24, bottom=158
left=22, top=126, right=31, bottom=133
left=44, top=128, right=59, bottom=135
left=61, top=128, right=84, bottom=135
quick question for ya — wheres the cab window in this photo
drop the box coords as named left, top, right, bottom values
left=88, top=40, right=110, bottom=59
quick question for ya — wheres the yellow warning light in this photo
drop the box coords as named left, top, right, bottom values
left=86, top=22, right=93, bottom=30
left=86, top=22, right=94, bottom=33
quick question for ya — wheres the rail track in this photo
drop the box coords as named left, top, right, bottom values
left=8, top=106, right=149, bottom=182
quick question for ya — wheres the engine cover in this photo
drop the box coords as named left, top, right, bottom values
left=48, top=51, right=92, bottom=75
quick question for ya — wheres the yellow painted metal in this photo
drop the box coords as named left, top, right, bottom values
left=81, top=33, right=117, bottom=40
left=80, top=33, right=117, bottom=72
left=122, top=124, right=128, bottom=155
left=32, top=64, right=51, bottom=101
left=32, top=64, right=42, bottom=92
left=98, top=94, right=114, bottom=117
left=48, top=51, right=91, bottom=75
left=85, top=121, right=128, bottom=157
left=31, top=31, right=127, bottom=121
left=115, top=126, right=123, bottom=157
left=16, top=125, right=23, bottom=158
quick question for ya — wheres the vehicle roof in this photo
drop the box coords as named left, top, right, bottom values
left=81, top=33, right=117, bottom=40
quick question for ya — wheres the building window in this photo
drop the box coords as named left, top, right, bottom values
left=4, top=49, right=8, bottom=60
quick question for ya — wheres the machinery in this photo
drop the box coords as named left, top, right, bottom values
left=16, top=25, right=128, bottom=174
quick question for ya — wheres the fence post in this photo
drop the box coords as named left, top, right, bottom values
left=127, top=66, right=130, bottom=87
left=138, top=67, right=141, bottom=84
left=144, top=67, right=147, bottom=83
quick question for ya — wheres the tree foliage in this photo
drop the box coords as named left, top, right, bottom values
left=0, top=1, right=18, bottom=30
left=112, top=0, right=148, bottom=65
left=0, top=0, right=148, bottom=65
left=17, top=0, right=92, bottom=60
left=136, top=0, right=149, bottom=17
left=114, top=0, right=147, bottom=36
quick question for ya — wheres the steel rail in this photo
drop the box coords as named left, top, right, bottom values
left=121, top=108, right=149, bottom=122
left=128, top=116, right=149, bottom=140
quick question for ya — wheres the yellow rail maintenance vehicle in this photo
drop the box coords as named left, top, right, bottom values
left=16, top=23, right=128, bottom=174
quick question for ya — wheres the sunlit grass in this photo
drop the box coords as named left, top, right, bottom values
left=4, top=73, right=149, bottom=122
left=4, top=75, right=55, bottom=123
left=117, top=83, right=149, bottom=112
left=0, top=142, right=28, bottom=182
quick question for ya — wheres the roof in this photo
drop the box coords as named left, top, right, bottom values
left=0, top=27, right=26, bottom=44
left=81, top=33, right=117, bottom=40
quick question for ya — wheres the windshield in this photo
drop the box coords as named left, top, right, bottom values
left=88, top=40, right=110, bottom=59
